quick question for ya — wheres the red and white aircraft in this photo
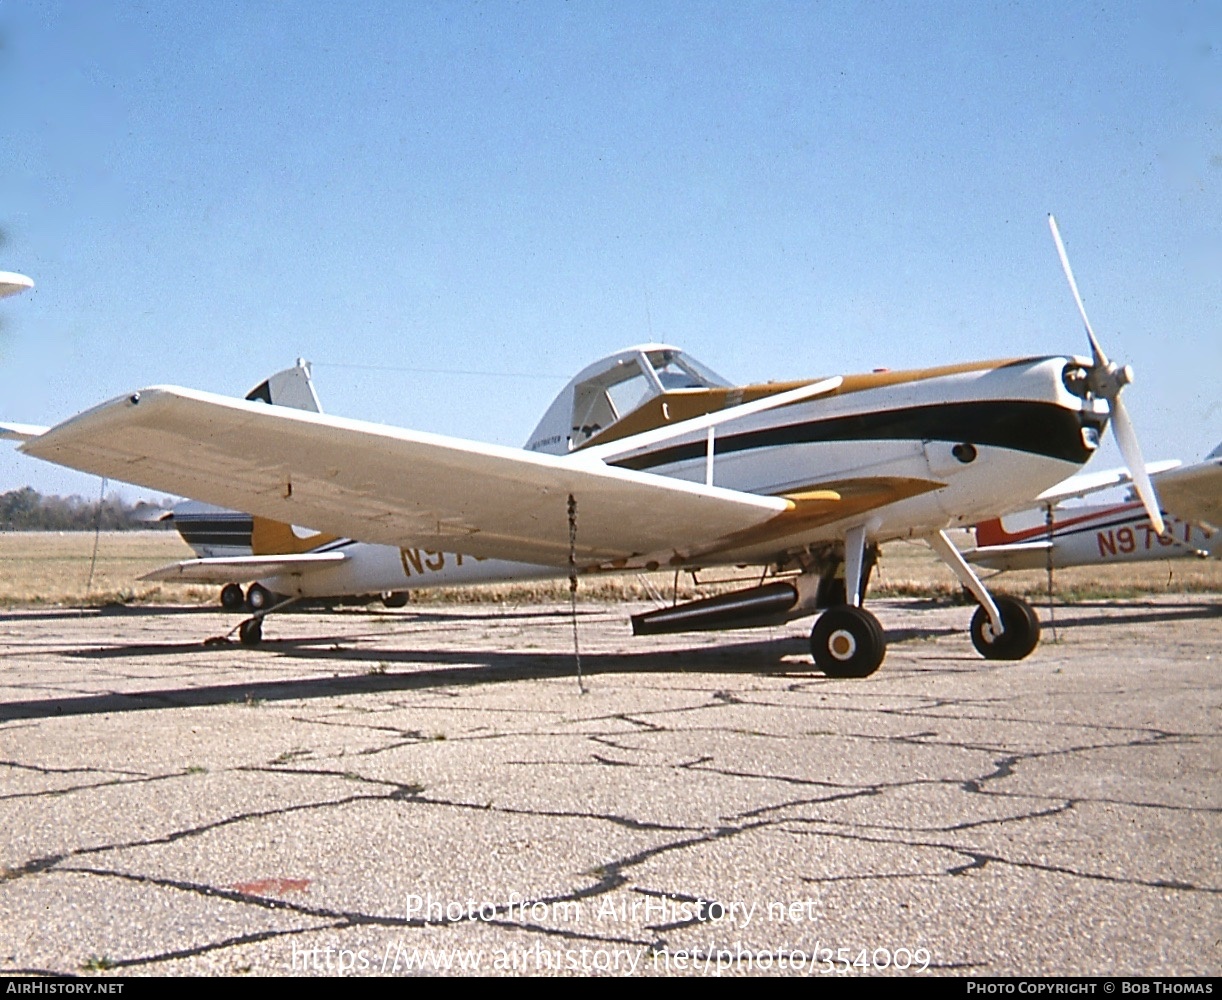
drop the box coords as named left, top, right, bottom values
left=4, top=219, right=1168, bottom=676
left=967, top=445, right=1221, bottom=572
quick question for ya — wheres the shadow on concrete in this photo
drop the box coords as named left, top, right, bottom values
left=4, top=599, right=1214, bottom=722
left=2, top=633, right=819, bottom=721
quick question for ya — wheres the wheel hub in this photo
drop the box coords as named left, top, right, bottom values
left=828, top=629, right=857, bottom=661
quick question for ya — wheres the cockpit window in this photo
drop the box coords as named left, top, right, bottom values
left=568, top=348, right=730, bottom=449
left=605, top=370, right=654, bottom=417
left=651, top=350, right=730, bottom=389
left=570, top=359, right=645, bottom=447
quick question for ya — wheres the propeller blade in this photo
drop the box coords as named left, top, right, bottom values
left=1110, top=395, right=1166, bottom=536
left=1048, top=215, right=1108, bottom=369
left=1048, top=215, right=1163, bottom=533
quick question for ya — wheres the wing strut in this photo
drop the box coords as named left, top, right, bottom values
left=1043, top=503, right=1058, bottom=642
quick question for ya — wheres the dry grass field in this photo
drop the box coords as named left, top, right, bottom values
left=0, top=529, right=1218, bottom=608
left=868, top=534, right=1222, bottom=601
left=0, top=531, right=209, bottom=606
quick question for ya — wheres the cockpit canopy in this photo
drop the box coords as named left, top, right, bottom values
left=525, top=345, right=730, bottom=455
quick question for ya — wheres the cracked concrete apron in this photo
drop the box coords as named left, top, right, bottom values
left=0, top=597, right=1218, bottom=976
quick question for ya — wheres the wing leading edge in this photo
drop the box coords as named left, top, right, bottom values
left=1155, top=457, right=1222, bottom=530
left=23, top=386, right=792, bottom=567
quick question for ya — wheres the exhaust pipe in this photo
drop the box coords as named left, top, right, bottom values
left=631, top=581, right=799, bottom=636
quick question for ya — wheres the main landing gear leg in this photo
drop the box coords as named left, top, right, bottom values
left=809, top=525, right=886, bottom=678
left=925, top=530, right=1040, bottom=660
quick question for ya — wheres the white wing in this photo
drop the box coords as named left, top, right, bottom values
left=1035, top=454, right=1221, bottom=529
left=1035, top=459, right=1182, bottom=505
left=23, top=387, right=791, bottom=567
left=1154, top=454, right=1222, bottom=530
left=0, top=272, right=34, bottom=300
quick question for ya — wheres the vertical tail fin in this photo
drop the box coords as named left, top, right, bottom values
left=245, top=359, right=323, bottom=413
left=238, top=360, right=330, bottom=554
left=974, top=517, right=1015, bottom=548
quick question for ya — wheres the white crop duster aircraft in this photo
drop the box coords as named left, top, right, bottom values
left=6, top=219, right=1167, bottom=676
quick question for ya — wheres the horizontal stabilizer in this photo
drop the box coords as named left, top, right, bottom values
left=964, top=540, right=1054, bottom=571
left=141, top=551, right=348, bottom=584
left=965, top=541, right=1053, bottom=557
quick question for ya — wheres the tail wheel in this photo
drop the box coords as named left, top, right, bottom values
left=970, top=596, right=1041, bottom=660
left=220, top=583, right=245, bottom=611
left=810, top=606, right=886, bottom=678
left=246, top=583, right=275, bottom=612
left=238, top=618, right=263, bottom=646
left=381, top=591, right=410, bottom=608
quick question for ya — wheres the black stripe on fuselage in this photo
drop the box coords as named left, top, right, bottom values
left=176, top=516, right=254, bottom=548
left=177, top=531, right=254, bottom=546
left=611, top=400, right=1103, bottom=472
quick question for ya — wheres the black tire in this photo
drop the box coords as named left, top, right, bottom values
left=246, top=583, right=274, bottom=612
left=381, top=591, right=410, bottom=609
left=810, top=606, right=886, bottom=678
left=970, top=596, right=1041, bottom=660
left=220, top=583, right=245, bottom=611
left=238, top=619, right=263, bottom=646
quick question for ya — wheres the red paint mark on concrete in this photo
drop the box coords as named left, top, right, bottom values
left=230, top=877, right=310, bottom=896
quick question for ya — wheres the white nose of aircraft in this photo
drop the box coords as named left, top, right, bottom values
left=0, top=271, right=34, bottom=300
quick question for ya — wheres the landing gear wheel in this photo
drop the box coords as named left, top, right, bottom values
left=381, top=591, right=409, bottom=609
left=220, top=583, right=245, bottom=611
left=238, top=618, right=263, bottom=646
left=810, top=606, right=886, bottom=678
left=246, top=583, right=274, bottom=613
left=970, top=596, right=1041, bottom=660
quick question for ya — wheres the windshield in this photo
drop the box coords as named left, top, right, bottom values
left=650, top=349, right=730, bottom=390
left=561, top=347, right=731, bottom=450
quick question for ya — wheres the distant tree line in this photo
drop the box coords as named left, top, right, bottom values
left=0, top=487, right=174, bottom=531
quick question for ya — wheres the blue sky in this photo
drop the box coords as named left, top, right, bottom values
left=1, top=0, right=1218, bottom=500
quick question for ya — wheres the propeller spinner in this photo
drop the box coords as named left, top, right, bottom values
left=1047, top=215, right=1165, bottom=536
